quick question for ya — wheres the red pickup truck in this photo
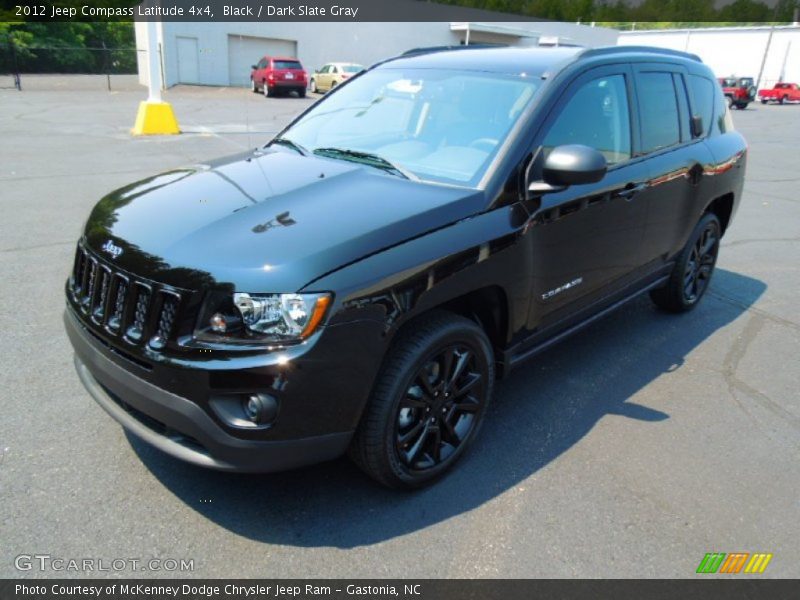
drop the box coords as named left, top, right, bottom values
left=758, top=83, right=800, bottom=104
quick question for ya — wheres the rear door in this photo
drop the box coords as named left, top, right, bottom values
left=632, top=64, right=717, bottom=265
left=524, top=64, right=649, bottom=331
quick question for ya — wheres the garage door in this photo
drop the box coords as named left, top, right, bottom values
left=227, top=35, right=298, bottom=87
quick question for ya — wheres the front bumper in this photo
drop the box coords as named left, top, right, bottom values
left=65, top=308, right=381, bottom=472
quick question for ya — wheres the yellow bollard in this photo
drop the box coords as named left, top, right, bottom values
left=132, top=100, right=180, bottom=135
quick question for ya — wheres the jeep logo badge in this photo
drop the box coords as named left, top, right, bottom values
left=101, top=240, right=123, bottom=259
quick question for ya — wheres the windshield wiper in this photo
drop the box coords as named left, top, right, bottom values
left=312, top=147, right=417, bottom=180
left=268, top=137, right=310, bottom=156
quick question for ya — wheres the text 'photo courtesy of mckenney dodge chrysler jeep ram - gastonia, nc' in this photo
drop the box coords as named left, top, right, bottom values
left=64, top=45, right=746, bottom=489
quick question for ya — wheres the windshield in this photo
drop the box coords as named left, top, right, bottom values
left=278, top=67, right=541, bottom=186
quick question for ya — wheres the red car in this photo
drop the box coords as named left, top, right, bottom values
left=718, top=76, right=756, bottom=110
left=250, top=56, right=307, bottom=98
left=758, top=83, right=800, bottom=104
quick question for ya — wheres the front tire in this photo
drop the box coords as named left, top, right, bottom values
left=250, top=78, right=257, bottom=93
left=349, top=311, right=495, bottom=489
left=310, top=78, right=318, bottom=93
left=650, top=213, right=721, bottom=313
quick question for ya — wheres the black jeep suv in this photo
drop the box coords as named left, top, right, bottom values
left=65, top=46, right=746, bottom=488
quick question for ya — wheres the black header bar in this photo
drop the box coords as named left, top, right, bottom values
left=2, top=579, right=800, bottom=600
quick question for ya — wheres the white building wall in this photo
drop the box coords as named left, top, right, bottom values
left=136, top=21, right=618, bottom=88
left=619, top=26, right=800, bottom=90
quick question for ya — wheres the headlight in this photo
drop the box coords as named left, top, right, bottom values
left=195, top=292, right=331, bottom=344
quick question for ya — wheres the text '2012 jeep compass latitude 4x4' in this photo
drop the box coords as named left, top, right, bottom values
left=65, top=46, right=746, bottom=488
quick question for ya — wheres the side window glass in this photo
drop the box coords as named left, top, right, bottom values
left=258, top=59, right=267, bottom=69
left=638, top=72, right=681, bottom=153
left=688, top=75, right=714, bottom=136
left=543, top=74, right=631, bottom=166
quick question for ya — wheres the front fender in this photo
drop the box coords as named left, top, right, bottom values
left=302, top=203, right=532, bottom=346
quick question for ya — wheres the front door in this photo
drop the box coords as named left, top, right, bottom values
left=524, top=65, right=649, bottom=332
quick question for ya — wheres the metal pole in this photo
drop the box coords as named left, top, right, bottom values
left=102, top=41, right=111, bottom=91
left=465, top=23, right=470, bottom=46
left=145, top=19, right=161, bottom=102
left=779, top=41, right=791, bottom=83
left=9, top=33, right=21, bottom=91
left=755, top=25, right=775, bottom=91
left=158, top=40, right=166, bottom=91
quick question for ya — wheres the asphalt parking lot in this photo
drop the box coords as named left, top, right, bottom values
left=1, top=78, right=798, bottom=578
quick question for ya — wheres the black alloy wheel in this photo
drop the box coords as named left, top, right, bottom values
left=651, top=212, right=721, bottom=312
left=349, top=311, right=494, bottom=488
left=682, top=219, right=719, bottom=304
left=395, top=344, right=484, bottom=471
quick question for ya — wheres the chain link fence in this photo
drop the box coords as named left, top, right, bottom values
left=0, top=37, right=139, bottom=90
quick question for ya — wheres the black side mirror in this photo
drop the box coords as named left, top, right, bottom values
left=690, top=115, right=704, bottom=138
left=251, top=65, right=258, bottom=70
left=529, top=144, right=607, bottom=195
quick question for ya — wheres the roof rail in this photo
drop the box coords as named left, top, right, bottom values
left=400, top=43, right=507, bottom=57
left=579, top=45, right=702, bottom=63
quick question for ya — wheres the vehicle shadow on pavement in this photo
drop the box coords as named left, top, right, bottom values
left=129, top=268, right=765, bottom=548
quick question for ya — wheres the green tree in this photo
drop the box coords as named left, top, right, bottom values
left=0, top=21, right=135, bottom=73
left=718, top=0, right=772, bottom=21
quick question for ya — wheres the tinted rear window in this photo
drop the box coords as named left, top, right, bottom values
left=638, top=72, right=680, bottom=153
left=688, top=75, right=714, bottom=136
left=273, top=60, right=302, bottom=70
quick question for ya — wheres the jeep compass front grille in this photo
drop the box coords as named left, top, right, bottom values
left=69, top=243, right=184, bottom=351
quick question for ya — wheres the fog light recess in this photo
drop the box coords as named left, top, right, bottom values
left=244, top=394, right=277, bottom=424
left=209, top=393, right=279, bottom=430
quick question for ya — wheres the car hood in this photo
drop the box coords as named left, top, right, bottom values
left=83, top=148, right=485, bottom=292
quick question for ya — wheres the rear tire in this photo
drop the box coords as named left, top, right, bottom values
left=779, top=95, right=787, bottom=105
left=650, top=213, right=721, bottom=313
left=761, top=98, right=768, bottom=104
left=349, top=311, right=495, bottom=489
left=298, top=88, right=306, bottom=98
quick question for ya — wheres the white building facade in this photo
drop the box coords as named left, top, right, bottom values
left=135, top=21, right=619, bottom=88
left=619, top=25, right=800, bottom=89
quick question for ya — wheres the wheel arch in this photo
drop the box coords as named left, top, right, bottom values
left=435, top=286, right=509, bottom=356
left=705, top=192, right=734, bottom=235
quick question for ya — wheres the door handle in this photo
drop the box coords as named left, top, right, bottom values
left=614, top=182, right=647, bottom=201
